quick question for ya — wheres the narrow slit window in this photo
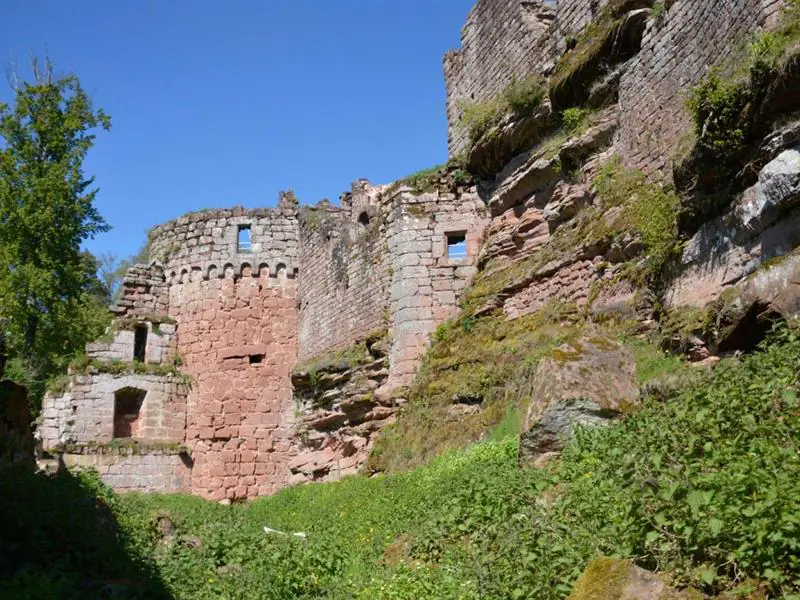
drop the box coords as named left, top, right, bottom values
left=133, top=324, right=147, bottom=363
left=249, top=354, right=264, bottom=365
left=446, top=232, right=468, bottom=260
left=237, top=224, right=252, bottom=253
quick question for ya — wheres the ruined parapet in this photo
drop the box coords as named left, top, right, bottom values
left=297, top=171, right=488, bottom=394
left=148, top=204, right=300, bottom=283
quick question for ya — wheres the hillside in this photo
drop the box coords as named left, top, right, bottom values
left=3, top=327, right=800, bottom=598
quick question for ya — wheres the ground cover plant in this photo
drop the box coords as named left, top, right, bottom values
left=7, top=325, right=797, bottom=599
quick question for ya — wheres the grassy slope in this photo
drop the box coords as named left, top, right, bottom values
left=11, top=327, right=792, bottom=599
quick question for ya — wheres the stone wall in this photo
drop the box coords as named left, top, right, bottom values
left=297, top=185, right=391, bottom=362
left=149, top=200, right=300, bottom=284
left=169, top=271, right=298, bottom=501
left=616, top=0, right=788, bottom=175
left=86, top=321, right=177, bottom=365
left=112, top=264, right=169, bottom=318
left=444, top=0, right=557, bottom=156
left=64, top=450, right=191, bottom=493
left=384, top=186, right=489, bottom=389
left=147, top=204, right=301, bottom=501
left=40, top=373, right=188, bottom=449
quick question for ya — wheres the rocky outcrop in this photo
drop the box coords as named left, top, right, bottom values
left=290, top=337, right=393, bottom=483
left=468, top=102, right=559, bottom=180
left=568, top=558, right=698, bottom=600
left=668, top=147, right=800, bottom=309
left=520, top=336, right=639, bottom=465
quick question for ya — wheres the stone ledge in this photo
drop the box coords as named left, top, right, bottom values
left=52, top=440, right=190, bottom=456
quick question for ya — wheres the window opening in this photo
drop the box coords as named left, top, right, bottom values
left=237, top=224, right=252, bottom=252
left=358, top=212, right=370, bottom=227
left=133, top=324, right=147, bottom=363
left=446, top=232, right=468, bottom=260
left=249, top=354, right=264, bottom=365
left=113, top=387, right=146, bottom=438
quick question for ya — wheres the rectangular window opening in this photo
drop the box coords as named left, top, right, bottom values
left=237, top=224, right=252, bottom=253
left=446, top=232, right=468, bottom=260
left=133, top=325, right=147, bottom=363
left=249, top=354, right=264, bottom=365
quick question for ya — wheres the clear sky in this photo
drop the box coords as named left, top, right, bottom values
left=2, top=0, right=472, bottom=259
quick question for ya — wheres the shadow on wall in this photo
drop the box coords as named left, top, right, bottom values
left=0, top=464, right=173, bottom=599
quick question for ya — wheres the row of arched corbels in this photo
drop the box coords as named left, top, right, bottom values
left=166, top=259, right=298, bottom=286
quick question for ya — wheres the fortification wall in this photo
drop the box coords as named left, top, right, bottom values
left=297, top=190, right=390, bottom=362
left=384, top=187, right=489, bottom=389
left=169, top=273, right=297, bottom=501
left=617, top=0, right=788, bottom=175
left=149, top=203, right=300, bottom=285
left=444, top=0, right=557, bottom=156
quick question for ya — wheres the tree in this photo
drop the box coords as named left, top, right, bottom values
left=0, top=59, right=111, bottom=396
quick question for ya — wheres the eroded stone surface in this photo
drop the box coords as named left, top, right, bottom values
left=520, top=337, right=639, bottom=465
left=568, top=558, right=696, bottom=600
left=668, top=149, right=800, bottom=308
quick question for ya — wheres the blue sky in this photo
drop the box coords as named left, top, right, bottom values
left=2, top=0, right=472, bottom=259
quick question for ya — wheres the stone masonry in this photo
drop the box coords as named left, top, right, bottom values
left=41, top=178, right=487, bottom=496
left=40, top=0, right=795, bottom=499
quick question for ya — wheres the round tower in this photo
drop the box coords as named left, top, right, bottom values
left=149, top=204, right=300, bottom=500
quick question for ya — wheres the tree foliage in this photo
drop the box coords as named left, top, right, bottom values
left=0, top=60, right=111, bottom=399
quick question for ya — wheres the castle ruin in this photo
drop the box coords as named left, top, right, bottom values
left=40, top=0, right=790, bottom=500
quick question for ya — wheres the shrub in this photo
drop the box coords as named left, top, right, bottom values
left=561, top=107, right=591, bottom=133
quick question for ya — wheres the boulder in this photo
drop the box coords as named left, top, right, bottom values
left=520, top=336, right=639, bottom=465
left=487, top=154, right=561, bottom=218
left=559, top=110, right=619, bottom=172
left=568, top=558, right=698, bottom=600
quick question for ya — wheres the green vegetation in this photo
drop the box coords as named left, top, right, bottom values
left=386, top=156, right=475, bottom=197
left=461, top=157, right=679, bottom=316
left=458, top=75, right=547, bottom=145
left=561, top=107, right=591, bottom=133
left=550, top=0, right=647, bottom=107
left=686, top=3, right=800, bottom=174
left=0, top=61, right=113, bottom=408
left=293, top=329, right=386, bottom=377
left=368, top=303, right=583, bottom=473
left=44, top=356, right=194, bottom=392
left=10, top=327, right=800, bottom=598
left=593, top=157, right=681, bottom=284
left=0, top=465, right=170, bottom=598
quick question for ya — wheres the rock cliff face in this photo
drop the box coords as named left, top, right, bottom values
left=370, top=0, right=800, bottom=471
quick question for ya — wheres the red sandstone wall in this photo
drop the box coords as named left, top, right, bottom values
left=170, top=268, right=298, bottom=501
